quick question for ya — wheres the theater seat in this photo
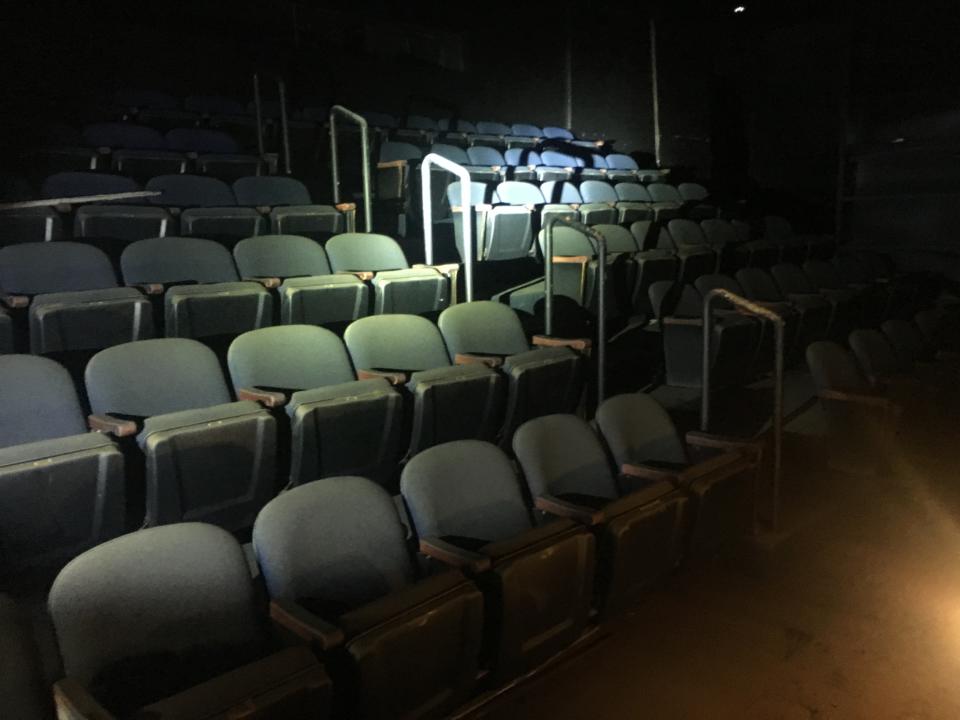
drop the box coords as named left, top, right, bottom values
left=595, top=393, right=758, bottom=557
left=255, top=476, right=484, bottom=719
left=233, top=234, right=368, bottom=328
left=49, top=523, right=330, bottom=719
left=438, top=301, right=584, bottom=443
left=513, top=413, right=688, bottom=615
left=401, top=440, right=595, bottom=680
left=232, top=176, right=345, bottom=238
left=0, top=355, right=125, bottom=576
left=0, top=242, right=153, bottom=355
left=0, top=595, right=52, bottom=719
left=85, top=338, right=276, bottom=531
left=228, top=325, right=403, bottom=488
left=345, top=314, right=503, bottom=456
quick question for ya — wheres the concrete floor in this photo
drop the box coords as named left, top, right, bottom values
left=469, top=429, right=960, bottom=720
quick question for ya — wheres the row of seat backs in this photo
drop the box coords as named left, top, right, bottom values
left=383, top=141, right=640, bottom=171
left=448, top=179, right=707, bottom=207
left=79, top=123, right=246, bottom=153
left=39, top=171, right=315, bottom=207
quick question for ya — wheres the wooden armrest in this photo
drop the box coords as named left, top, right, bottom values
left=269, top=599, right=345, bottom=652
left=1, top=294, right=29, bottom=309
left=134, top=282, right=165, bottom=295
left=337, top=270, right=375, bottom=282
left=620, top=462, right=677, bottom=482
left=817, top=389, right=897, bottom=411
left=377, top=159, right=407, bottom=169
left=335, top=202, right=356, bottom=212
left=532, top=335, right=592, bottom=352
left=54, top=678, right=116, bottom=720
left=88, top=414, right=138, bottom=437
left=490, top=165, right=502, bottom=172
left=237, top=387, right=288, bottom=408
left=527, top=164, right=537, bottom=171
left=244, top=276, right=281, bottom=289
left=454, top=352, right=504, bottom=368
left=662, top=317, right=703, bottom=327
left=255, top=205, right=272, bottom=214
left=551, top=255, right=590, bottom=265
left=413, top=263, right=459, bottom=276
left=357, top=369, right=408, bottom=385
left=523, top=203, right=538, bottom=211
left=453, top=203, right=492, bottom=213
left=535, top=494, right=603, bottom=526
left=685, top=431, right=760, bottom=458
left=419, top=537, right=491, bottom=573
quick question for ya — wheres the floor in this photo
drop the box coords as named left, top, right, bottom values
left=467, top=419, right=960, bottom=719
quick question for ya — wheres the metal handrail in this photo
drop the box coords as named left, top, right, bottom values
left=421, top=153, right=474, bottom=302
left=543, top=216, right=607, bottom=403
left=0, top=191, right=161, bottom=210
left=278, top=79, right=292, bottom=175
left=701, top=288, right=785, bottom=529
left=329, top=105, right=373, bottom=232
left=252, top=74, right=265, bottom=160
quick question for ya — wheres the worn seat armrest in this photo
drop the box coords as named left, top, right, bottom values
left=376, top=159, right=407, bottom=169
left=269, top=599, right=345, bottom=652
left=88, top=414, right=138, bottom=437
left=620, top=462, right=676, bottom=483
left=412, top=262, right=459, bottom=276
left=535, top=494, right=604, bottom=526
left=419, top=537, right=491, bottom=574
left=685, top=431, right=761, bottom=461
left=237, top=386, right=288, bottom=408
left=356, top=368, right=408, bottom=385
left=54, top=678, right=116, bottom=720
left=662, top=317, right=703, bottom=327
left=335, top=202, right=356, bottom=213
left=454, top=352, right=504, bottom=368
left=0, top=293, right=29, bottom=309
left=133, top=282, right=165, bottom=295
left=532, top=335, right=592, bottom=352
left=244, top=276, right=282, bottom=289
left=337, top=270, right=375, bottom=282
left=818, top=389, right=900, bottom=414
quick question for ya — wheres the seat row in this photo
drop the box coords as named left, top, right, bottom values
left=0, top=233, right=457, bottom=356
left=20, top=385, right=758, bottom=717
left=0, top=172, right=347, bottom=246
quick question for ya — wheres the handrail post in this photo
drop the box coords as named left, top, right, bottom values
left=278, top=79, right=292, bottom=175
left=701, top=288, right=785, bottom=530
left=544, top=216, right=608, bottom=404
left=328, top=105, right=373, bottom=232
left=252, top=74, right=265, bottom=161
left=420, top=153, right=474, bottom=302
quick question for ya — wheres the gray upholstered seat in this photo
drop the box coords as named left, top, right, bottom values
left=233, top=235, right=368, bottom=327
left=513, top=412, right=690, bottom=614
left=253, top=476, right=483, bottom=717
left=595, top=394, right=756, bottom=559
left=49, top=523, right=329, bottom=717
left=0, top=595, right=51, bottom=719
left=121, top=237, right=271, bottom=340
left=228, top=325, right=403, bottom=487
left=85, top=338, right=275, bottom=530
left=345, top=314, right=503, bottom=456
left=439, top=301, right=582, bottom=442
left=666, top=219, right=718, bottom=282
left=772, top=263, right=853, bottom=341
left=232, top=177, right=344, bottom=237
left=146, top=175, right=264, bottom=243
left=326, top=233, right=448, bottom=316
left=447, top=180, right=534, bottom=262
left=0, top=355, right=125, bottom=575
left=737, top=267, right=831, bottom=349
left=401, top=440, right=595, bottom=679
left=0, top=242, right=153, bottom=353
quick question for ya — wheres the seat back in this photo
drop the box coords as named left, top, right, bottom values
left=542, top=127, right=574, bottom=140
left=41, top=172, right=140, bottom=202
left=513, top=414, right=619, bottom=501
left=667, top=219, right=710, bottom=250
left=701, top=219, right=739, bottom=247
left=678, top=182, right=709, bottom=201
left=233, top=176, right=312, bottom=206
left=379, top=142, right=422, bottom=164
left=0, top=355, right=86, bottom=448
left=429, top=143, right=470, bottom=165
left=511, top=123, right=543, bottom=137
left=736, top=268, right=783, bottom=302
left=0, top=242, right=118, bottom=294
left=326, top=233, right=410, bottom=272
left=647, top=183, right=682, bottom=203
left=806, top=341, right=871, bottom=394
left=83, top=122, right=166, bottom=150
left=615, top=182, right=652, bottom=202
left=165, top=128, right=240, bottom=154
left=540, top=181, right=582, bottom=204
left=446, top=181, right=496, bottom=208
left=345, top=314, right=450, bottom=371
left=49, top=524, right=264, bottom=713
left=540, top=150, right=578, bottom=168
left=771, top=263, right=816, bottom=294
left=503, top=149, right=542, bottom=167
left=605, top=154, right=639, bottom=171
left=476, top=121, right=511, bottom=135
left=146, top=175, right=236, bottom=206
left=466, top=146, right=505, bottom=166
left=86, top=338, right=231, bottom=417
left=496, top=181, right=545, bottom=205
left=595, top=393, right=687, bottom=468
left=881, top=318, right=925, bottom=369
left=849, top=329, right=900, bottom=382
left=228, top=325, right=355, bottom=392
left=122, top=237, right=240, bottom=284
left=233, top=235, right=332, bottom=279
left=438, top=301, right=529, bottom=358
left=579, top=180, right=618, bottom=204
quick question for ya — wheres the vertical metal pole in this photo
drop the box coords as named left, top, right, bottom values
left=563, top=4, right=573, bottom=130
left=253, top=74, right=265, bottom=160
left=420, top=153, right=473, bottom=301
left=278, top=79, right=292, bottom=175
left=329, top=112, right=341, bottom=204
left=329, top=106, right=373, bottom=232
left=360, top=123, right=372, bottom=232
left=545, top=219, right=555, bottom=337
left=593, top=232, right=607, bottom=404
left=700, top=294, right=713, bottom=431
left=649, top=17, right=662, bottom=168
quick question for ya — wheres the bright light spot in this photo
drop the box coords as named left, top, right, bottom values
left=733, top=5, right=746, bottom=12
